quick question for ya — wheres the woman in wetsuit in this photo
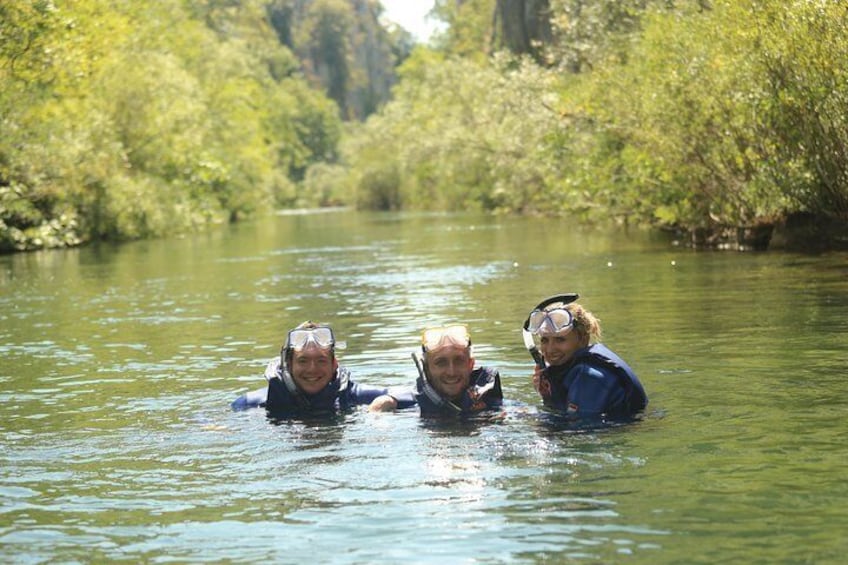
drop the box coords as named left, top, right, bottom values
left=527, top=301, right=648, bottom=420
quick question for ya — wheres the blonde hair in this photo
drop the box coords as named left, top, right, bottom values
left=545, top=302, right=602, bottom=343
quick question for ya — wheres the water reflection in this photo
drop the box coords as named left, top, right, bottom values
left=2, top=211, right=847, bottom=563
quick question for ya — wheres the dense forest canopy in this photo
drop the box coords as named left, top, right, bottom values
left=0, top=0, right=399, bottom=252
left=2, top=0, right=846, bottom=253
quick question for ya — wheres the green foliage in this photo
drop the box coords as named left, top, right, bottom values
left=343, top=50, right=572, bottom=213
left=753, top=1, right=848, bottom=219
left=571, top=0, right=848, bottom=230
left=294, top=0, right=354, bottom=111
left=0, top=0, right=343, bottom=252
left=4, top=0, right=847, bottom=252
left=432, top=0, right=495, bottom=61
left=547, top=0, right=680, bottom=71
left=271, top=0, right=405, bottom=121
left=0, top=2, right=56, bottom=96
left=335, top=0, right=847, bottom=247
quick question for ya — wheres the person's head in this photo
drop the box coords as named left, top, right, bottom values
left=529, top=303, right=601, bottom=367
left=282, top=321, right=338, bottom=395
left=421, top=325, right=475, bottom=401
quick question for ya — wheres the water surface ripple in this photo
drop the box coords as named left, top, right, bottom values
left=1, top=211, right=847, bottom=563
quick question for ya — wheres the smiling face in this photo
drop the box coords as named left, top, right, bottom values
left=424, top=344, right=474, bottom=401
left=289, top=344, right=337, bottom=395
left=539, top=328, right=588, bottom=367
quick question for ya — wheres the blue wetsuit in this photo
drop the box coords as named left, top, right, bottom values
left=415, top=366, right=503, bottom=417
left=539, top=344, right=647, bottom=418
left=232, top=358, right=416, bottom=416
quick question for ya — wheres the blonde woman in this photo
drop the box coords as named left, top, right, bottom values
left=526, top=299, right=648, bottom=419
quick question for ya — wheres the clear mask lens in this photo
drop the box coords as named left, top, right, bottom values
left=527, top=309, right=574, bottom=335
left=422, top=325, right=470, bottom=351
left=287, top=326, right=335, bottom=350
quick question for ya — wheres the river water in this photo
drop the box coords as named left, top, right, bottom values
left=1, top=210, right=846, bottom=563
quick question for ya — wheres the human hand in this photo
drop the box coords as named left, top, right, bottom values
left=532, top=366, right=544, bottom=393
left=368, top=394, right=399, bottom=412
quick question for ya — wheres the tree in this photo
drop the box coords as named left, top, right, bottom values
left=492, top=0, right=552, bottom=63
left=1, top=0, right=345, bottom=251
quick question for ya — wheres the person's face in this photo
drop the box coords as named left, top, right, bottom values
left=539, top=329, right=586, bottom=367
left=290, top=344, right=337, bottom=395
left=425, top=344, right=474, bottom=400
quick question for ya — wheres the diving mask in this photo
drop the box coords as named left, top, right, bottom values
left=286, top=326, right=335, bottom=351
left=527, top=308, right=574, bottom=335
left=421, top=325, right=470, bottom=351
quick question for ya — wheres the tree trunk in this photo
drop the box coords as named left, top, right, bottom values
left=493, top=0, right=552, bottom=62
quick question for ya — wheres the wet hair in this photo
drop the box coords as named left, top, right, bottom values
left=545, top=302, right=602, bottom=343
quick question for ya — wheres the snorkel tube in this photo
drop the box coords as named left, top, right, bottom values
left=522, top=293, right=579, bottom=369
left=411, top=350, right=462, bottom=415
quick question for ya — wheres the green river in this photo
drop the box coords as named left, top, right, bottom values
left=1, top=210, right=846, bottom=563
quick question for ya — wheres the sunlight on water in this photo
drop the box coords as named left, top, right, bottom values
left=1, top=211, right=847, bottom=563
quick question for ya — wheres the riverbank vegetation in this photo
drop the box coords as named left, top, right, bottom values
left=340, top=0, right=848, bottom=250
left=3, top=0, right=847, bottom=253
left=1, top=0, right=401, bottom=252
